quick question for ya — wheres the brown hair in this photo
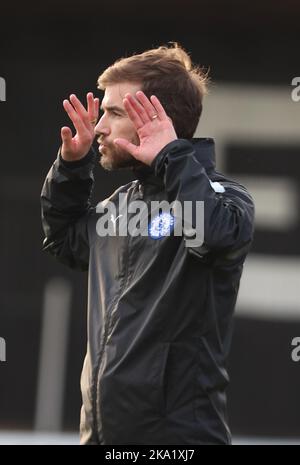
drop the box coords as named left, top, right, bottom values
left=97, top=43, right=208, bottom=139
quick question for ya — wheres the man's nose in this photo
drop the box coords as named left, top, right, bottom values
left=94, top=117, right=110, bottom=137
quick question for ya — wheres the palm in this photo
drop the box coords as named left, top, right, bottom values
left=114, top=91, right=177, bottom=166
left=137, top=119, right=174, bottom=156
left=68, top=131, right=92, bottom=155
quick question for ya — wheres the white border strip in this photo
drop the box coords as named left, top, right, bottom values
left=237, top=254, right=300, bottom=320
left=35, top=278, right=72, bottom=431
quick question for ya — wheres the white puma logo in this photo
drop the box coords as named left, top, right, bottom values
left=110, top=214, right=123, bottom=233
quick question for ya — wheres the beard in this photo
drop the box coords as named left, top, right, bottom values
left=99, top=138, right=143, bottom=171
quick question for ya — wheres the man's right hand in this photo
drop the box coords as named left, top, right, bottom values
left=61, top=92, right=99, bottom=161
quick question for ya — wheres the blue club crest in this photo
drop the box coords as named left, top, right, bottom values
left=148, top=212, right=175, bottom=239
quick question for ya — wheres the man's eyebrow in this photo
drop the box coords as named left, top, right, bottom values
left=100, top=104, right=126, bottom=115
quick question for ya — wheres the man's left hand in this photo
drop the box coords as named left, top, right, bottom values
left=114, top=91, right=177, bottom=166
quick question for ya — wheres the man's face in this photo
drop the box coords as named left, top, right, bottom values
left=95, top=82, right=142, bottom=170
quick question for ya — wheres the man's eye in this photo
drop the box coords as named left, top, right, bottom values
left=99, top=110, right=121, bottom=117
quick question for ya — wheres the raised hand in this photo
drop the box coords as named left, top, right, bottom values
left=114, top=91, right=177, bottom=166
left=61, top=92, right=99, bottom=161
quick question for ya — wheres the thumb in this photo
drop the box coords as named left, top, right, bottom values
left=61, top=126, right=73, bottom=150
left=114, top=138, right=139, bottom=158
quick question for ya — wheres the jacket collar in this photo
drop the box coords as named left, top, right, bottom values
left=132, top=163, right=163, bottom=186
left=132, top=137, right=216, bottom=185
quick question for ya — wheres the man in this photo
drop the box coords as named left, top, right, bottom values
left=41, top=43, right=254, bottom=445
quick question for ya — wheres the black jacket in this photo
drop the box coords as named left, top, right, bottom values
left=41, top=138, right=255, bottom=445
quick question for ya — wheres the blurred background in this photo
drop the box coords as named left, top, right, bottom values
left=0, top=0, right=300, bottom=444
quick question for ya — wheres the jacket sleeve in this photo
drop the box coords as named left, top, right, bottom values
left=41, top=148, right=98, bottom=270
left=151, top=139, right=255, bottom=260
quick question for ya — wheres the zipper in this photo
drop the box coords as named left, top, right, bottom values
left=92, top=185, right=136, bottom=443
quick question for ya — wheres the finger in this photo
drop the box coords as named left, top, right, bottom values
left=136, top=91, right=159, bottom=120
left=125, top=93, right=151, bottom=124
left=63, top=99, right=89, bottom=136
left=90, top=97, right=100, bottom=125
left=114, top=138, right=139, bottom=158
left=61, top=126, right=73, bottom=151
left=150, top=95, right=168, bottom=120
left=123, top=97, right=144, bottom=129
left=70, top=94, right=91, bottom=128
left=94, top=98, right=100, bottom=121
left=87, top=92, right=97, bottom=122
